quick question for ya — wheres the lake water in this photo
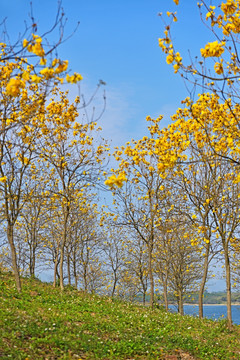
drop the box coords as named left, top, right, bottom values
left=169, top=304, right=240, bottom=325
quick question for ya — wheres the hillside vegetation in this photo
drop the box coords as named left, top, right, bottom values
left=185, top=292, right=240, bottom=305
left=0, top=272, right=240, bottom=360
left=155, top=291, right=240, bottom=305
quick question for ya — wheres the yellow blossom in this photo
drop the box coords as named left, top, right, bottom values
left=166, top=54, right=174, bottom=64
left=214, top=61, right=224, bottom=75
left=40, top=67, right=54, bottom=79
left=66, top=73, right=83, bottom=83
left=31, top=74, right=41, bottom=83
left=0, top=176, right=7, bottom=183
left=39, top=57, right=47, bottom=66
left=221, top=0, right=237, bottom=16
left=6, top=78, right=25, bottom=97
left=200, top=41, right=225, bottom=58
left=105, top=173, right=127, bottom=188
left=173, top=63, right=180, bottom=73
left=55, top=60, right=68, bottom=74
left=23, top=39, right=28, bottom=48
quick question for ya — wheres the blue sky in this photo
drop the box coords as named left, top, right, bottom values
left=1, top=0, right=226, bottom=291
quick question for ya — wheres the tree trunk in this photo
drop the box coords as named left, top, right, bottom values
left=67, top=253, right=71, bottom=285
left=143, top=290, right=146, bottom=305
left=7, top=223, right=21, bottom=292
left=111, top=271, right=117, bottom=297
left=53, top=247, right=59, bottom=287
left=73, top=251, right=78, bottom=288
left=83, top=265, right=88, bottom=292
left=178, top=290, right=184, bottom=315
left=198, top=242, right=210, bottom=318
left=163, top=279, right=168, bottom=311
left=148, top=246, right=154, bottom=309
left=224, top=248, right=232, bottom=329
left=31, top=251, right=36, bottom=278
left=59, top=245, right=65, bottom=290
left=29, top=243, right=36, bottom=278
left=59, top=210, right=69, bottom=291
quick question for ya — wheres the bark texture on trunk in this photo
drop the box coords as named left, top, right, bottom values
left=53, top=247, right=60, bottom=287
left=148, top=246, right=154, bottom=310
left=67, top=253, right=71, bottom=285
left=59, top=210, right=69, bottom=291
left=73, top=252, right=78, bottom=289
left=111, top=272, right=117, bottom=297
left=163, top=280, right=168, bottom=311
left=198, top=243, right=210, bottom=318
left=224, top=250, right=232, bottom=329
left=143, top=291, right=146, bottom=305
left=178, top=290, right=184, bottom=315
left=8, top=224, right=21, bottom=292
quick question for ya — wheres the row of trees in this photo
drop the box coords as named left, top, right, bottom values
left=105, top=117, right=240, bottom=319
left=0, top=4, right=107, bottom=293
left=1, top=0, right=240, bottom=331
left=105, top=0, right=240, bottom=329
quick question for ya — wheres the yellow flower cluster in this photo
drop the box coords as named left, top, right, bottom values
left=214, top=61, right=224, bottom=75
left=105, top=173, right=127, bottom=188
left=221, top=0, right=237, bottom=16
left=66, top=73, right=83, bottom=83
left=6, top=78, right=25, bottom=97
left=23, top=35, right=45, bottom=58
left=40, top=67, right=55, bottom=79
left=51, top=59, right=69, bottom=73
left=159, top=29, right=182, bottom=73
left=200, top=41, right=225, bottom=58
left=21, top=35, right=79, bottom=86
left=55, top=60, right=68, bottom=74
left=0, top=176, right=7, bottom=183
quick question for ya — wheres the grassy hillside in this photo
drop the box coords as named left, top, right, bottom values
left=0, top=272, right=240, bottom=360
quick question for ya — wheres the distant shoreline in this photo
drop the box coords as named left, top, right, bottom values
left=182, top=303, right=240, bottom=306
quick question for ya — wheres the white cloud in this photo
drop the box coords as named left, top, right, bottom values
left=100, top=86, right=146, bottom=148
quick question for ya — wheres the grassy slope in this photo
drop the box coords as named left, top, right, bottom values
left=0, top=272, right=240, bottom=360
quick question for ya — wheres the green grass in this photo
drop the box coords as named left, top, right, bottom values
left=0, top=272, right=240, bottom=359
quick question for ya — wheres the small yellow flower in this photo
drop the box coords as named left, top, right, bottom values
left=31, top=74, right=41, bottom=83
left=214, top=61, right=224, bottom=75
left=166, top=54, right=174, bottom=64
left=55, top=60, right=68, bottom=74
left=0, top=176, right=7, bottom=183
left=173, top=63, right=180, bottom=73
left=22, top=39, right=28, bottom=48
left=39, top=57, right=47, bottom=66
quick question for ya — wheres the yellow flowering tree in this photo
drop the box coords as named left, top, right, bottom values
left=105, top=118, right=180, bottom=309
left=13, top=169, right=50, bottom=278
left=0, top=4, right=107, bottom=291
left=101, top=224, right=128, bottom=298
left=37, top=94, right=108, bottom=290
left=159, top=1, right=240, bottom=166
left=159, top=1, right=240, bottom=102
left=157, top=0, right=240, bottom=328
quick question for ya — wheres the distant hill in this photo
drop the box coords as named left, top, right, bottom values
left=136, top=291, right=240, bottom=305
left=184, top=291, right=240, bottom=305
